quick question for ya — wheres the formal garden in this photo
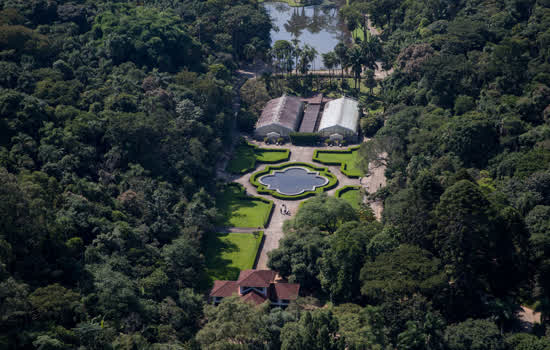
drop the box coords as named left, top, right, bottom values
left=204, top=231, right=264, bottom=282
left=226, top=139, right=290, bottom=174
left=313, top=145, right=362, bottom=177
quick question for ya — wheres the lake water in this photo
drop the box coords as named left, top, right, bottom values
left=259, top=167, right=329, bottom=195
left=264, top=1, right=351, bottom=69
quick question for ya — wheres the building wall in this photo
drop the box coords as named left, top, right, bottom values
left=255, top=124, right=294, bottom=138
left=318, top=125, right=356, bottom=137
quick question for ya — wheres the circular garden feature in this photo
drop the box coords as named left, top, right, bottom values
left=250, top=162, right=338, bottom=199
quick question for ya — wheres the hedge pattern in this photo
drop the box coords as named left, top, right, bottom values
left=249, top=162, right=338, bottom=200
left=224, top=183, right=274, bottom=228
left=312, top=145, right=362, bottom=178
left=335, top=185, right=362, bottom=198
left=227, top=141, right=290, bottom=174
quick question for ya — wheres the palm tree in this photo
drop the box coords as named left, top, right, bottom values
left=291, top=38, right=301, bottom=75
left=348, top=45, right=363, bottom=92
left=360, top=34, right=382, bottom=72
left=334, top=42, right=348, bottom=84
left=322, top=51, right=337, bottom=86
left=261, top=71, right=273, bottom=92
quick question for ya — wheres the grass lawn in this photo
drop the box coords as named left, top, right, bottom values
left=255, top=148, right=289, bottom=163
left=205, top=231, right=263, bottom=283
left=226, top=143, right=289, bottom=174
left=315, top=148, right=362, bottom=177
left=337, top=187, right=361, bottom=209
left=216, top=185, right=273, bottom=228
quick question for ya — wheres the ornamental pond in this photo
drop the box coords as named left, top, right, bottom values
left=259, top=167, right=329, bottom=195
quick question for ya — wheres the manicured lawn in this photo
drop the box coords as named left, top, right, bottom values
left=205, top=231, right=263, bottom=282
left=314, top=148, right=362, bottom=177
left=216, top=185, right=273, bottom=228
left=337, top=187, right=361, bottom=209
left=226, top=142, right=289, bottom=174
left=255, top=149, right=289, bottom=163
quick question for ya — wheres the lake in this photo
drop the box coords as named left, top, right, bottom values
left=263, top=1, right=351, bottom=69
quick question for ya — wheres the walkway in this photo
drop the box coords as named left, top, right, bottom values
left=219, top=140, right=382, bottom=269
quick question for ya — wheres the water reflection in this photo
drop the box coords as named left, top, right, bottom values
left=264, top=1, right=351, bottom=69
left=259, top=167, right=329, bottom=195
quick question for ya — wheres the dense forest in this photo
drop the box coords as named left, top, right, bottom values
left=1, top=0, right=550, bottom=349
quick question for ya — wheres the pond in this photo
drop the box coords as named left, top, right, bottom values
left=264, top=1, right=351, bottom=69
left=259, top=167, right=329, bottom=195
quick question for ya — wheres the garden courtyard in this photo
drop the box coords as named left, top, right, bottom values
left=204, top=139, right=387, bottom=283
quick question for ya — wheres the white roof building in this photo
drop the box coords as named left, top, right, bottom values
left=318, top=97, right=360, bottom=138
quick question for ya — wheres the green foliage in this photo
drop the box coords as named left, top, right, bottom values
left=93, top=7, right=201, bottom=71
left=319, top=221, right=380, bottom=302
left=268, top=227, right=327, bottom=291
left=196, top=297, right=272, bottom=348
left=505, top=333, right=550, bottom=350
left=444, top=319, right=504, bottom=350
left=281, top=309, right=343, bottom=350
left=360, top=244, right=447, bottom=303
left=291, top=193, right=358, bottom=234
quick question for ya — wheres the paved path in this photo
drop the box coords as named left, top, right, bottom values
left=230, top=141, right=361, bottom=269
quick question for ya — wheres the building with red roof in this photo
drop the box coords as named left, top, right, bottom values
left=209, top=269, right=300, bottom=307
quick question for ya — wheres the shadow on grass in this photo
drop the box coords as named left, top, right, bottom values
left=216, top=186, right=268, bottom=227
left=203, top=232, right=242, bottom=286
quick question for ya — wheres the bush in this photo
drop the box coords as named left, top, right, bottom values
left=290, top=132, right=322, bottom=146
left=360, top=114, right=383, bottom=137
left=237, top=109, right=257, bottom=132
left=454, top=95, right=475, bottom=115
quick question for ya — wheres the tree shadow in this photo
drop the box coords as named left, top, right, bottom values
left=204, top=232, right=242, bottom=286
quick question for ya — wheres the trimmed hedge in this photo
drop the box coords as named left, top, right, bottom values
left=226, top=140, right=290, bottom=174
left=222, top=183, right=274, bottom=228
left=313, top=145, right=362, bottom=178
left=290, top=132, right=322, bottom=146
left=249, top=162, right=338, bottom=200
left=335, top=185, right=362, bottom=198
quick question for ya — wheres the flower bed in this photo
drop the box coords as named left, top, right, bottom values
left=250, top=162, right=338, bottom=200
